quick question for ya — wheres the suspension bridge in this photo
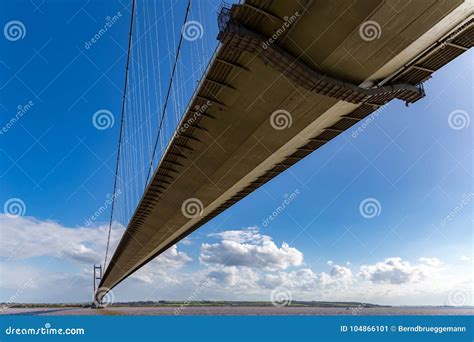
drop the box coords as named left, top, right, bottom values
left=93, top=0, right=473, bottom=304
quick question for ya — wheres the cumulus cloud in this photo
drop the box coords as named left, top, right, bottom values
left=256, top=265, right=354, bottom=291
left=359, top=257, right=442, bottom=284
left=330, top=265, right=353, bottom=284
left=157, top=245, right=192, bottom=268
left=180, top=237, right=194, bottom=246
left=258, top=268, right=320, bottom=291
left=0, top=214, right=191, bottom=267
left=207, top=266, right=260, bottom=289
left=131, top=245, right=193, bottom=285
left=1, top=216, right=471, bottom=305
left=0, top=215, right=192, bottom=302
left=200, top=227, right=303, bottom=270
left=0, top=214, right=122, bottom=264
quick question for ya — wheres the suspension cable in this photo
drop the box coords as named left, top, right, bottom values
left=104, top=0, right=136, bottom=271
left=144, top=0, right=191, bottom=187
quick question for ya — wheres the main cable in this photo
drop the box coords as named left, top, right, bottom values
left=103, top=0, right=136, bottom=271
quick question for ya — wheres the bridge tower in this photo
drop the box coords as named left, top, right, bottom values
left=92, top=264, right=103, bottom=308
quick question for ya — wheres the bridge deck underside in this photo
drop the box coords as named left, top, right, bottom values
left=98, top=0, right=473, bottom=296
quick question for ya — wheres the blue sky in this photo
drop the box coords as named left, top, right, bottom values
left=0, top=1, right=472, bottom=305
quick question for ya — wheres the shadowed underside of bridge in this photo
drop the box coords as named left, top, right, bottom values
left=97, top=0, right=473, bottom=300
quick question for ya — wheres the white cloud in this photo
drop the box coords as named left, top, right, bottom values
left=0, top=214, right=122, bottom=264
left=256, top=265, right=353, bottom=292
left=0, top=215, right=192, bottom=302
left=0, top=214, right=191, bottom=268
left=210, top=228, right=264, bottom=244
left=359, top=257, right=442, bottom=284
left=130, top=245, right=192, bottom=285
left=207, top=266, right=260, bottom=289
left=179, top=237, right=194, bottom=246
left=258, top=268, right=320, bottom=291
left=460, top=256, right=471, bottom=262
left=200, top=227, right=303, bottom=271
left=419, top=257, right=442, bottom=267
left=330, top=265, right=353, bottom=284
left=1, top=216, right=472, bottom=306
left=156, top=245, right=192, bottom=268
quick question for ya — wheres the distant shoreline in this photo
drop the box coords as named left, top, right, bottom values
left=3, top=301, right=473, bottom=309
left=2, top=305, right=473, bottom=316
